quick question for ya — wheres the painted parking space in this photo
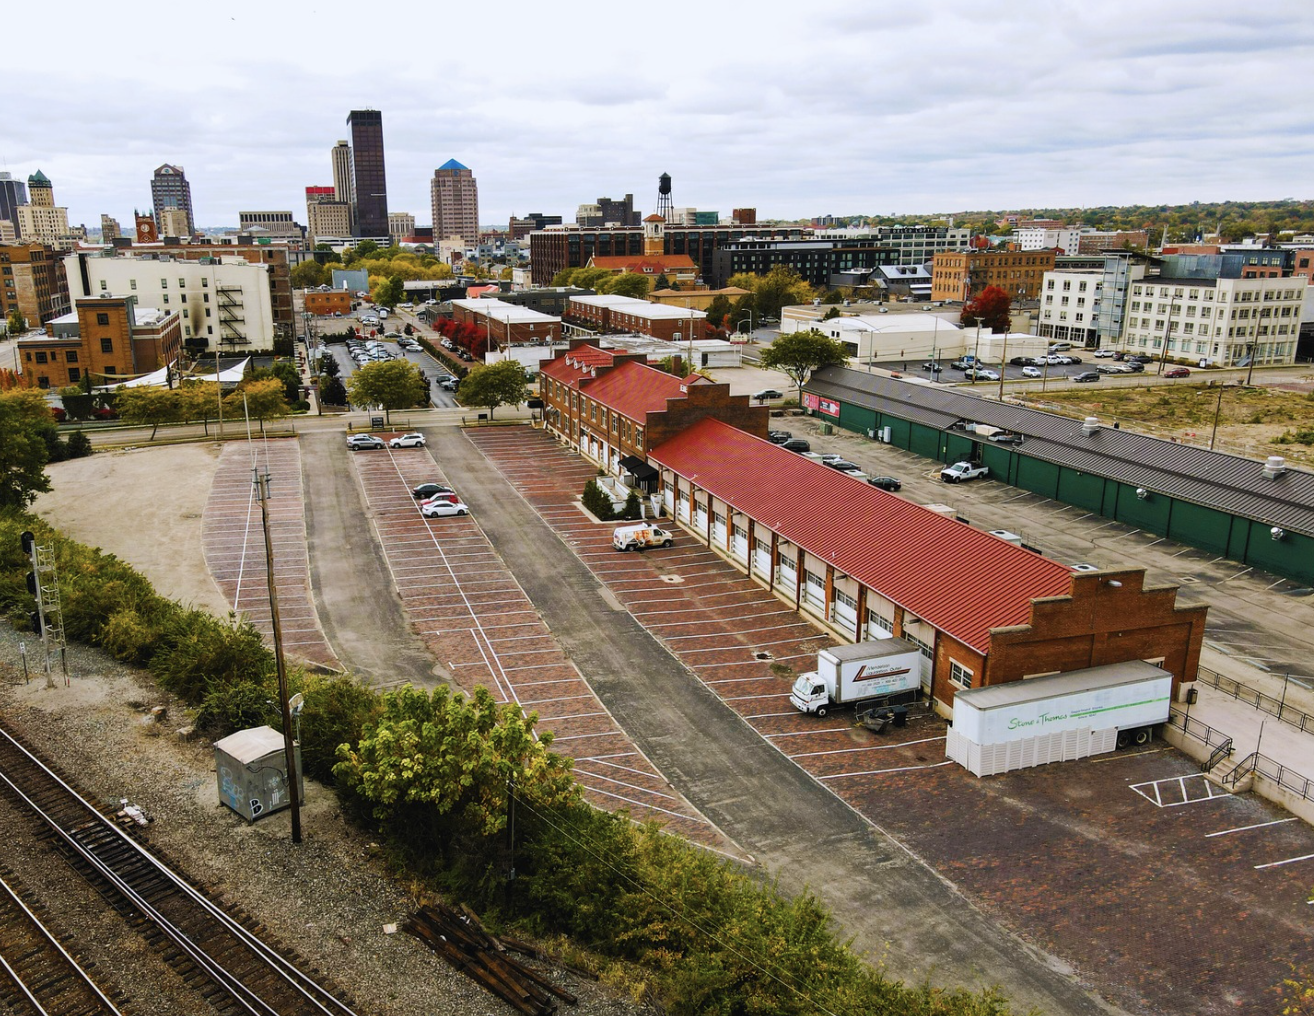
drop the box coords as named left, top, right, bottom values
left=201, top=440, right=338, bottom=669
left=467, top=424, right=1314, bottom=1016
left=346, top=444, right=724, bottom=849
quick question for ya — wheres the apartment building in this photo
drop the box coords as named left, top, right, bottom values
left=18, top=295, right=182, bottom=387
left=0, top=243, right=70, bottom=327
left=930, top=250, right=1057, bottom=302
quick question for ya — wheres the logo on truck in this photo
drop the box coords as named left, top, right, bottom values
left=853, top=664, right=911, bottom=683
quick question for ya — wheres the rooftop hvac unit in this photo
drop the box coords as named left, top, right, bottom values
left=988, top=529, right=1024, bottom=547
left=1081, top=416, right=1101, bottom=437
left=1263, top=456, right=1288, bottom=479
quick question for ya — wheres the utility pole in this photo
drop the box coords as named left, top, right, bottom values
left=253, top=467, right=302, bottom=844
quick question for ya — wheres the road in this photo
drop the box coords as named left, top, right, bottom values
left=429, top=427, right=1113, bottom=1015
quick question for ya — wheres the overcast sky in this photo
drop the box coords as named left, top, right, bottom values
left=6, top=0, right=1311, bottom=231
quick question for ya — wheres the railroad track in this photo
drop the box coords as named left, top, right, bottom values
left=0, top=719, right=359, bottom=1016
left=0, top=869, right=125, bottom=1015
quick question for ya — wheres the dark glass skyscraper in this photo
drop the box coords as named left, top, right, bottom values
left=151, top=164, right=194, bottom=236
left=0, top=172, right=28, bottom=232
left=347, top=109, right=388, bottom=238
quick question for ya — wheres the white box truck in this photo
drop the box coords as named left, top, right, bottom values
left=790, top=639, right=923, bottom=717
left=945, top=660, right=1174, bottom=777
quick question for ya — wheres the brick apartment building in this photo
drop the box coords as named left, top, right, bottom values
left=1, top=243, right=70, bottom=327
left=17, top=295, right=182, bottom=388
left=930, top=249, right=1057, bottom=302
left=303, top=290, right=352, bottom=316
left=539, top=341, right=768, bottom=479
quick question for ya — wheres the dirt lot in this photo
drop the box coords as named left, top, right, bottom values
left=32, top=443, right=231, bottom=615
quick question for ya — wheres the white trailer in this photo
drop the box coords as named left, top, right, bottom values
left=790, top=639, right=923, bottom=717
left=945, top=660, right=1174, bottom=777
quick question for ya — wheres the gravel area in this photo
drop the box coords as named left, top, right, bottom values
left=0, top=626, right=646, bottom=1016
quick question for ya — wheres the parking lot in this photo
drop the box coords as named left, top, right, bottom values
left=467, top=424, right=1314, bottom=1016
left=341, top=437, right=726, bottom=848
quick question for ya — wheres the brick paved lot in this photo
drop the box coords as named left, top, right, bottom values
left=469, top=425, right=1314, bottom=1016
left=201, top=440, right=338, bottom=669
left=346, top=444, right=725, bottom=850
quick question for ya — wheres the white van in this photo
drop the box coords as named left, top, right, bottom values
left=612, top=524, right=674, bottom=552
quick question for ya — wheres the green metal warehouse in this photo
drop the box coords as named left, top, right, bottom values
left=802, top=365, right=1314, bottom=587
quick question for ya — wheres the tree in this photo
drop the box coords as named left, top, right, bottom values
left=373, top=274, right=405, bottom=308
left=345, top=359, right=427, bottom=422
left=176, top=381, right=221, bottom=435
left=353, top=239, right=380, bottom=258
left=318, top=374, right=347, bottom=406
left=601, top=272, right=651, bottom=299
left=223, top=377, right=290, bottom=432
left=758, top=329, right=849, bottom=403
left=456, top=360, right=530, bottom=420
left=115, top=386, right=184, bottom=439
left=961, top=285, right=1012, bottom=333
left=6, top=309, right=26, bottom=335
left=550, top=269, right=575, bottom=287
left=258, top=361, right=302, bottom=404
left=704, top=294, right=733, bottom=331
left=0, top=389, right=55, bottom=508
left=290, top=260, right=327, bottom=289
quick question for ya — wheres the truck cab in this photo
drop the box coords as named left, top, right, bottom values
left=789, top=675, right=831, bottom=716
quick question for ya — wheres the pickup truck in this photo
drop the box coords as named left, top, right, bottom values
left=941, top=461, right=989, bottom=483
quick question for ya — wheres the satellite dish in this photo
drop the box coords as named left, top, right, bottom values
left=289, top=693, right=305, bottom=715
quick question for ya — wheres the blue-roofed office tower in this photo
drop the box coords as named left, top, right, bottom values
left=430, top=159, right=479, bottom=248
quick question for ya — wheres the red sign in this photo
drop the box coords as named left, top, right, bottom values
left=802, top=392, right=840, bottom=417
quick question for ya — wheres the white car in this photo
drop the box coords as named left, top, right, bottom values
left=1021, top=365, right=1042, bottom=378
left=421, top=500, right=469, bottom=518
left=389, top=433, right=425, bottom=448
left=1093, top=349, right=1116, bottom=358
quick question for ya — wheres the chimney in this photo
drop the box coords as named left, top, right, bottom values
left=670, top=355, right=684, bottom=377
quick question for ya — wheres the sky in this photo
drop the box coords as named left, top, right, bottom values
left=5, top=0, right=1312, bottom=231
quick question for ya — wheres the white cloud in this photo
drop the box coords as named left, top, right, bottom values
left=4, top=0, right=1311, bottom=228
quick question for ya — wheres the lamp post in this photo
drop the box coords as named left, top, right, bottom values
left=1245, top=341, right=1257, bottom=387
left=1209, top=383, right=1226, bottom=450
left=1156, top=297, right=1176, bottom=376
left=972, top=316, right=985, bottom=384
left=997, top=329, right=1009, bottom=402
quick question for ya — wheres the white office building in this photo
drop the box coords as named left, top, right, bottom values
left=1014, top=227, right=1084, bottom=255
left=1038, top=270, right=1103, bottom=347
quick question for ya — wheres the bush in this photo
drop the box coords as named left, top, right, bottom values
left=582, top=479, right=616, bottom=521
left=292, top=399, right=311, bottom=413
left=620, top=491, right=642, bottom=521
left=147, top=609, right=275, bottom=702
left=289, top=670, right=381, bottom=781
left=66, top=431, right=93, bottom=458
left=196, top=678, right=279, bottom=733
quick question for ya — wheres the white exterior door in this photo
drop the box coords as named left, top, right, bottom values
left=753, top=539, right=772, bottom=578
left=732, top=525, right=749, bottom=561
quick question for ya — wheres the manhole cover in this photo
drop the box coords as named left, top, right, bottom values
left=753, top=651, right=774, bottom=661
left=660, top=574, right=685, bottom=584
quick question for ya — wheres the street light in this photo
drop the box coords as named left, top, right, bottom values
left=972, top=316, right=985, bottom=384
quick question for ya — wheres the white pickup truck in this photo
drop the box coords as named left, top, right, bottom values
left=941, top=461, right=989, bottom=483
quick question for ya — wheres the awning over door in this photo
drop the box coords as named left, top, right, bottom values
left=618, top=455, right=658, bottom=482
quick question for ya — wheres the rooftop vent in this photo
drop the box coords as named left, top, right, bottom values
left=1081, top=416, right=1101, bottom=437
left=1263, top=456, right=1288, bottom=480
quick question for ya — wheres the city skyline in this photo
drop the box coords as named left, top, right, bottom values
left=2, top=0, right=1311, bottom=231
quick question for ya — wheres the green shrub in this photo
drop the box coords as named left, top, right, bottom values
left=148, top=609, right=274, bottom=702
left=582, top=479, right=616, bottom=521
left=288, top=670, right=381, bottom=781
left=196, top=678, right=278, bottom=733
left=66, top=431, right=93, bottom=458
left=621, top=491, right=642, bottom=521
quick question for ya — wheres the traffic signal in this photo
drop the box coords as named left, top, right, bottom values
left=20, top=531, right=34, bottom=554
left=29, top=611, right=42, bottom=635
left=26, top=572, right=37, bottom=596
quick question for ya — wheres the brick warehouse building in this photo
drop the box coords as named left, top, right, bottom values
left=17, top=295, right=182, bottom=387
left=450, top=298, right=561, bottom=347
left=1, top=243, right=70, bottom=327
left=303, top=290, right=352, bottom=316
left=566, top=294, right=708, bottom=342
left=539, top=341, right=768, bottom=480
left=647, top=417, right=1207, bottom=715
left=931, top=249, right=1057, bottom=302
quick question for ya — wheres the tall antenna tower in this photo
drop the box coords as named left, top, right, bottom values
left=656, top=172, right=673, bottom=222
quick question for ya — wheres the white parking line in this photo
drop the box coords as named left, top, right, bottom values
left=791, top=735, right=946, bottom=758
left=1254, top=852, right=1314, bottom=870
left=1206, top=817, right=1298, bottom=838
left=819, top=760, right=954, bottom=780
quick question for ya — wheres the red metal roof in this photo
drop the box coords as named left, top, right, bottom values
left=648, top=418, right=1075, bottom=654
left=582, top=361, right=688, bottom=420
left=540, top=345, right=618, bottom=387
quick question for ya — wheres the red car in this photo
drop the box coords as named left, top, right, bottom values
left=1164, top=367, right=1191, bottom=378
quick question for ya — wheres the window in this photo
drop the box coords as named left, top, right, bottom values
left=37, top=376, right=49, bottom=389
left=950, top=661, right=973, bottom=690
left=65, top=351, right=78, bottom=363
left=182, top=309, right=189, bottom=318
left=205, top=307, right=211, bottom=317
left=98, top=279, right=106, bottom=291
left=129, top=279, right=137, bottom=290
left=96, top=312, right=109, bottom=325
left=867, top=609, right=893, bottom=634
left=68, top=368, right=80, bottom=382
left=34, top=351, right=47, bottom=363
left=201, top=278, right=208, bottom=288
left=100, top=338, right=113, bottom=353
left=178, top=278, right=186, bottom=288
left=161, top=278, right=168, bottom=289
left=162, top=294, right=169, bottom=304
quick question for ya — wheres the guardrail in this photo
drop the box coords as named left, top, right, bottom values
left=1166, top=708, right=1233, bottom=755
left=1218, top=751, right=1314, bottom=804
left=1195, top=666, right=1314, bottom=735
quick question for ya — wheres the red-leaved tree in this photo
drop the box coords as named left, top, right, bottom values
left=961, top=285, right=1012, bottom=333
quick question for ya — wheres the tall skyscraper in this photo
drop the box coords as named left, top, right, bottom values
left=331, top=140, right=354, bottom=205
left=430, top=160, right=479, bottom=247
left=0, top=172, right=28, bottom=233
left=151, top=164, right=194, bottom=236
left=346, top=110, right=387, bottom=238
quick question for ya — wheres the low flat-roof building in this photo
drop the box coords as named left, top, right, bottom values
left=566, top=293, right=706, bottom=342
left=451, top=297, right=561, bottom=348
left=17, top=295, right=182, bottom=388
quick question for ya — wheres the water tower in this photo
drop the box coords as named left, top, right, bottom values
left=656, top=172, right=672, bottom=222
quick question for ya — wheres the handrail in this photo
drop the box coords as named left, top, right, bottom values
left=1194, top=666, right=1314, bottom=736
left=1205, top=738, right=1234, bottom=773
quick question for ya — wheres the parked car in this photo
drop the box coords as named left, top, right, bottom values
left=1094, top=349, right=1116, bottom=358
left=922, top=361, right=943, bottom=372
left=780, top=438, right=811, bottom=453
left=767, top=430, right=792, bottom=444
left=866, top=475, right=902, bottom=491
left=1123, top=361, right=1146, bottom=372
left=1095, top=364, right=1122, bottom=374
left=346, top=434, right=386, bottom=450
left=1021, top=365, right=1042, bottom=378
left=941, top=461, right=989, bottom=483
left=825, top=459, right=861, bottom=472
left=1164, top=367, right=1191, bottom=378
left=421, top=492, right=461, bottom=506
left=1072, top=371, right=1101, bottom=383
left=389, top=433, right=426, bottom=448
left=412, top=482, right=454, bottom=498
left=1064, top=355, right=1083, bottom=364
left=752, top=388, right=784, bottom=401
left=1128, top=355, right=1155, bottom=364
left=421, top=500, right=469, bottom=518
left=438, top=376, right=460, bottom=391
left=949, top=359, right=974, bottom=371
left=965, top=368, right=1000, bottom=381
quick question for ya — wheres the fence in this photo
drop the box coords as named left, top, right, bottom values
left=1195, top=666, right=1314, bottom=735
left=1219, top=751, right=1314, bottom=805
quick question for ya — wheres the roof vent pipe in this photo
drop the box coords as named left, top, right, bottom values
left=1081, top=416, right=1101, bottom=437
left=1263, top=456, right=1288, bottom=479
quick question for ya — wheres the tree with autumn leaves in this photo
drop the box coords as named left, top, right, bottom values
left=960, top=285, right=1012, bottom=333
